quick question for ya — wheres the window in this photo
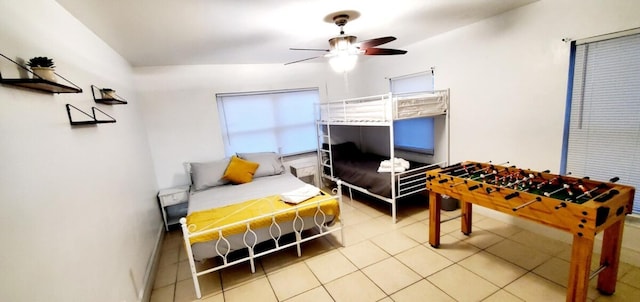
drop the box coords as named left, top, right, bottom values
left=390, top=70, right=435, bottom=153
left=562, top=29, right=640, bottom=215
left=217, top=88, right=319, bottom=156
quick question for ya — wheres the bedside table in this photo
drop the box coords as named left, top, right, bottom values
left=290, top=162, right=318, bottom=186
left=158, top=185, right=190, bottom=231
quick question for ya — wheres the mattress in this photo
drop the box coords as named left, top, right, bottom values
left=323, top=143, right=432, bottom=198
left=189, top=173, right=309, bottom=213
left=331, top=153, right=394, bottom=197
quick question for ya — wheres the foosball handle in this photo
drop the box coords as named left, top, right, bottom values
left=505, top=192, right=520, bottom=200
left=486, top=187, right=500, bottom=194
left=595, top=189, right=619, bottom=202
left=609, top=177, right=620, bottom=183
left=468, top=184, right=482, bottom=191
left=555, top=202, right=567, bottom=210
left=438, top=178, right=449, bottom=184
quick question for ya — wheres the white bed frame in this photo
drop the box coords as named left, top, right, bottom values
left=317, top=90, right=450, bottom=223
left=180, top=182, right=344, bottom=299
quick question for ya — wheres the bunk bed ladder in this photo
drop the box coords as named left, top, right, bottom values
left=316, top=122, right=334, bottom=183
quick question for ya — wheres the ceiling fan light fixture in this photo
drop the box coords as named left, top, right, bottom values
left=329, top=53, right=358, bottom=73
left=328, top=35, right=359, bottom=72
left=329, top=35, right=358, bottom=53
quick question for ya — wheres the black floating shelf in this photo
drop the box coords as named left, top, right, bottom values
left=0, top=77, right=82, bottom=94
left=91, top=85, right=127, bottom=105
left=0, top=53, right=82, bottom=94
left=66, top=104, right=116, bottom=126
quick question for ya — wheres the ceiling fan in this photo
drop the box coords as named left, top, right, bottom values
left=285, top=11, right=407, bottom=70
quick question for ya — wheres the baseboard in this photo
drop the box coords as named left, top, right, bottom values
left=140, top=223, right=165, bottom=302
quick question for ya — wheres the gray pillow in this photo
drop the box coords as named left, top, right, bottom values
left=237, top=152, right=285, bottom=178
left=189, top=158, right=231, bottom=191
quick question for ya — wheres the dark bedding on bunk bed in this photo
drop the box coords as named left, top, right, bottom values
left=324, top=142, right=428, bottom=198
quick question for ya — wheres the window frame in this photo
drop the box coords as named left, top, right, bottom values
left=389, top=70, right=436, bottom=155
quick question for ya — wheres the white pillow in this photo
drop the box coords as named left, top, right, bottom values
left=236, top=152, right=285, bottom=178
left=188, top=158, right=231, bottom=191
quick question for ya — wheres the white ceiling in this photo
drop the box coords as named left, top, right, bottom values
left=55, top=0, right=538, bottom=67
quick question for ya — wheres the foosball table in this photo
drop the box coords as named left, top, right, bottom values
left=426, top=161, right=635, bottom=302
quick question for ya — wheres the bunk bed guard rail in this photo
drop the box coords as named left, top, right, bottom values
left=317, top=90, right=449, bottom=123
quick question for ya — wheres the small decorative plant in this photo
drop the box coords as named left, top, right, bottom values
left=100, top=88, right=117, bottom=99
left=26, top=56, right=56, bottom=69
left=26, top=56, right=57, bottom=82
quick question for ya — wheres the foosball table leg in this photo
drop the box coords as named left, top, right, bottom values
left=566, top=234, right=595, bottom=302
left=597, top=219, right=625, bottom=295
left=429, top=191, right=441, bottom=248
left=461, top=201, right=472, bottom=235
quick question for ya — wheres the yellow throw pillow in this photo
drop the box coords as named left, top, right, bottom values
left=223, top=155, right=260, bottom=184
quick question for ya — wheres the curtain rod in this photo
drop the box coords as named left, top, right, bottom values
left=386, top=67, right=435, bottom=80
left=216, top=87, right=318, bottom=98
left=572, top=27, right=640, bottom=45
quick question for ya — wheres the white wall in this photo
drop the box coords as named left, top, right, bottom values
left=0, top=1, right=160, bottom=301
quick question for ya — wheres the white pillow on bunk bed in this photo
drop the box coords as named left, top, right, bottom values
left=237, top=152, right=285, bottom=178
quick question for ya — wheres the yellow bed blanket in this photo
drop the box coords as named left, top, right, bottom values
left=186, top=191, right=340, bottom=244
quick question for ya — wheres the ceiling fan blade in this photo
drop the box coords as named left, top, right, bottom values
left=364, top=48, right=407, bottom=55
left=290, top=48, right=330, bottom=52
left=284, top=55, right=324, bottom=65
left=356, top=36, right=396, bottom=49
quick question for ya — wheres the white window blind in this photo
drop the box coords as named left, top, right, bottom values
left=217, top=88, right=319, bottom=156
left=390, top=71, right=435, bottom=153
left=564, top=32, right=640, bottom=214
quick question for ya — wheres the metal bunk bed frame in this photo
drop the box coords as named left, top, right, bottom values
left=316, top=90, right=450, bottom=223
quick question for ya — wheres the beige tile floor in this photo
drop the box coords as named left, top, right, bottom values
left=150, top=194, right=640, bottom=302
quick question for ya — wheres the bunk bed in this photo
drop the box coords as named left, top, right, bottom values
left=317, top=90, right=450, bottom=223
left=180, top=153, right=344, bottom=299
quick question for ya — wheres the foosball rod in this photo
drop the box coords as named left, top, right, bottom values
left=534, top=171, right=571, bottom=189
left=574, top=177, right=619, bottom=200
left=449, top=161, right=509, bottom=187
left=524, top=172, right=571, bottom=194
left=476, top=166, right=516, bottom=193
left=502, top=173, right=533, bottom=189
left=468, top=162, right=510, bottom=181
left=507, top=169, right=551, bottom=188
left=512, top=196, right=541, bottom=211
left=450, top=161, right=486, bottom=173
left=440, top=160, right=493, bottom=175
left=543, top=184, right=570, bottom=197
left=438, top=161, right=480, bottom=175
left=493, top=170, right=524, bottom=185
left=589, top=263, right=609, bottom=280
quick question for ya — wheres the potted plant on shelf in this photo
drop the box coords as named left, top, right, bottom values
left=100, top=88, right=117, bottom=99
left=26, top=56, right=56, bottom=82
